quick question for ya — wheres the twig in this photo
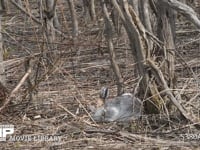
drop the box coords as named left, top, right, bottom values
left=85, top=129, right=118, bottom=134
left=57, top=104, right=77, bottom=119
left=10, top=0, right=41, bottom=24
left=0, top=68, right=31, bottom=112
left=10, top=0, right=67, bottom=38
left=147, top=59, right=200, bottom=124
left=175, top=50, right=200, bottom=88
left=119, top=131, right=198, bottom=146
left=57, top=104, right=98, bottom=127
left=133, top=76, right=143, bottom=96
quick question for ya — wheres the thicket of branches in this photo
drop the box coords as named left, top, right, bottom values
left=0, top=0, right=200, bottom=148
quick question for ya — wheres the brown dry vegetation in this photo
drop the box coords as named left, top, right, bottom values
left=0, top=1, right=200, bottom=149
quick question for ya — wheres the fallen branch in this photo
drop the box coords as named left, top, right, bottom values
left=0, top=68, right=31, bottom=112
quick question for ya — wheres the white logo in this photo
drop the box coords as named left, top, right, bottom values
left=0, top=124, right=61, bottom=142
left=0, top=125, right=14, bottom=141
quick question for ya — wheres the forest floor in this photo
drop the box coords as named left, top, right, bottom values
left=0, top=1, right=200, bottom=150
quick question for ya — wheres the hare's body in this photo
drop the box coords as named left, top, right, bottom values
left=92, top=87, right=142, bottom=122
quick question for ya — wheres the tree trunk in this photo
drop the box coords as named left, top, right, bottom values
left=16, top=0, right=22, bottom=6
left=129, top=0, right=139, bottom=15
left=90, top=0, right=96, bottom=21
left=110, top=0, right=175, bottom=113
left=156, top=1, right=176, bottom=89
left=45, top=0, right=57, bottom=42
left=68, top=0, right=78, bottom=37
left=0, top=0, right=6, bottom=85
left=139, top=0, right=153, bottom=50
left=102, top=0, right=124, bottom=95
left=53, top=8, right=60, bottom=29
left=82, top=0, right=96, bottom=21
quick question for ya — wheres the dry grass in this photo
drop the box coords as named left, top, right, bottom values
left=0, top=1, right=200, bottom=149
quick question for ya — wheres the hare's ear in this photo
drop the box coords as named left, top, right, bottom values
left=99, top=87, right=109, bottom=100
